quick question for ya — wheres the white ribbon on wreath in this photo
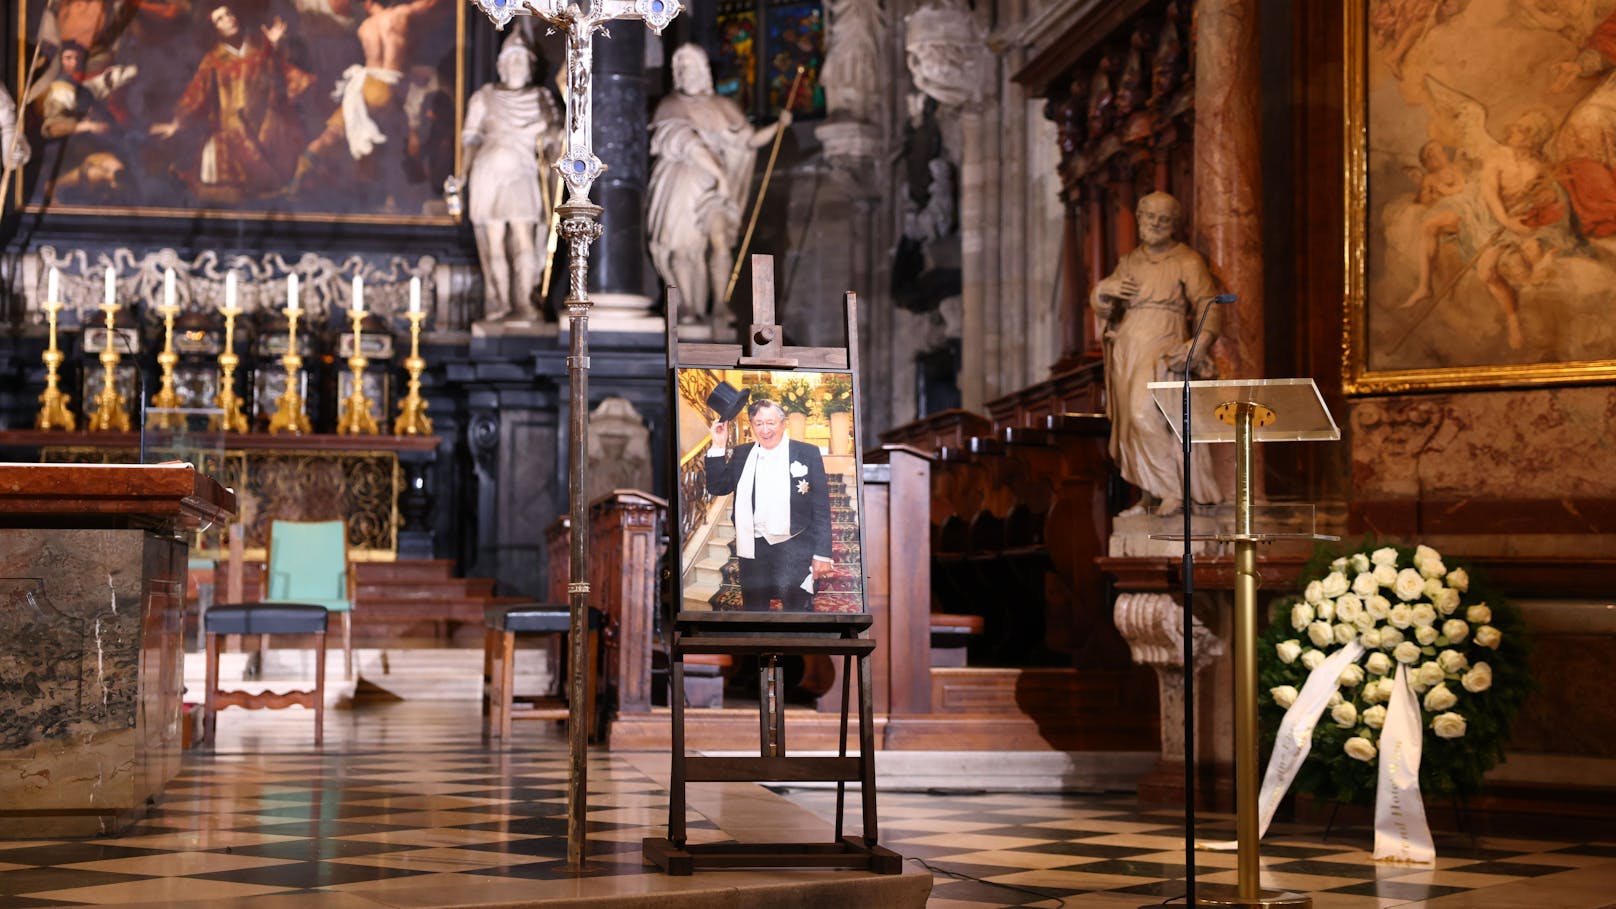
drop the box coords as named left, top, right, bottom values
left=1203, top=641, right=1434, bottom=863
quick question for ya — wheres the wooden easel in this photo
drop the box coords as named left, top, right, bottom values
left=642, top=256, right=902, bottom=876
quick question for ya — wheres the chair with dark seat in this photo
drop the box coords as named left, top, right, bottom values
left=204, top=603, right=328, bottom=746
left=482, top=603, right=605, bottom=740
left=260, top=519, right=355, bottom=679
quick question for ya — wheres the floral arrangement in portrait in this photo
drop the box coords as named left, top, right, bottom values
left=1258, top=543, right=1530, bottom=806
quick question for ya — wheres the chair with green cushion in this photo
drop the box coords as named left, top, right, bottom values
left=263, top=519, right=355, bottom=679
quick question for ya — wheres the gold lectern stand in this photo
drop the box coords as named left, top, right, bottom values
left=1148, top=377, right=1340, bottom=909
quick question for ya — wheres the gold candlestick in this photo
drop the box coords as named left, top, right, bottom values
left=89, top=301, right=131, bottom=432
left=149, top=303, right=183, bottom=429
left=211, top=304, right=249, bottom=433
left=337, top=307, right=379, bottom=435
left=393, top=310, right=432, bottom=435
left=35, top=299, right=76, bottom=431
left=267, top=304, right=311, bottom=434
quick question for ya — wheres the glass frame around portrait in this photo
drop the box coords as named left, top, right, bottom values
left=670, top=365, right=867, bottom=616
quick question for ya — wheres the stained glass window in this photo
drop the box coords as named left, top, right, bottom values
left=710, top=0, right=825, bottom=121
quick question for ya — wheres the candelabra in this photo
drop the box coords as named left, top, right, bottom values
left=211, top=304, right=249, bottom=433
left=148, top=301, right=184, bottom=430
left=337, top=307, right=379, bottom=435
left=35, top=298, right=75, bottom=431
left=88, top=300, right=131, bottom=432
left=393, top=309, right=432, bottom=435
left=267, top=303, right=312, bottom=434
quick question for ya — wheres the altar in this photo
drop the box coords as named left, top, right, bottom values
left=0, top=462, right=234, bottom=837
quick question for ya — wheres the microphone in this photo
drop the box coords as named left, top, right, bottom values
left=1177, top=289, right=1235, bottom=909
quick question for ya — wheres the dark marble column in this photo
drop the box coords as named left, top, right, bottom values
left=588, top=30, right=658, bottom=329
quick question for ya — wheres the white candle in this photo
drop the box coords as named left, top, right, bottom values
left=287, top=273, right=299, bottom=312
left=164, top=268, right=175, bottom=310
left=224, top=271, right=237, bottom=311
left=47, top=267, right=58, bottom=304
left=352, top=274, right=363, bottom=313
left=409, top=276, right=421, bottom=313
left=104, top=266, right=114, bottom=307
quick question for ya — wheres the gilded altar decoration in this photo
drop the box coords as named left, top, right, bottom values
left=35, top=268, right=74, bottom=431
left=1346, top=0, right=1616, bottom=392
left=268, top=274, right=312, bottom=435
left=148, top=269, right=184, bottom=430
left=88, top=266, right=129, bottom=432
left=1257, top=543, right=1529, bottom=860
left=211, top=271, right=249, bottom=434
left=337, top=276, right=380, bottom=436
left=393, top=277, right=433, bottom=436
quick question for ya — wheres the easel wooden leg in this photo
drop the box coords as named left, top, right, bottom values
left=669, top=654, right=687, bottom=848
left=858, top=650, right=878, bottom=846
left=836, top=651, right=852, bottom=841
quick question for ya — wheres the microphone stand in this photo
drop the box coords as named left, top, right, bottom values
left=1177, top=292, right=1234, bottom=908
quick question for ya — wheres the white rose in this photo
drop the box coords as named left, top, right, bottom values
left=1336, top=594, right=1364, bottom=622
left=1304, top=580, right=1325, bottom=604
left=1380, top=627, right=1405, bottom=649
left=1361, top=678, right=1387, bottom=704
left=1393, top=568, right=1426, bottom=601
left=1416, top=661, right=1445, bottom=689
left=1431, top=711, right=1467, bottom=739
left=1424, top=683, right=1458, bottom=712
left=1316, top=599, right=1337, bottom=623
left=1433, top=588, right=1461, bottom=615
left=1424, top=577, right=1445, bottom=599
left=1271, top=685, right=1299, bottom=709
left=1437, top=649, right=1468, bottom=674
left=1442, top=619, right=1469, bottom=643
left=1353, top=611, right=1378, bottom=632
left=1302, top=649, right=1327, bottom=671
left=1334, top=623, right=1358, bottom=646
left=1371, top=546, right=1399, bottom=566
left=1327, top=692, right=1344, bottom=708
left=1377, top=677, right=1399, bottom=703
left=1447, top=567, right=1470, bottom=592
left=1410, top=604, right=1437, bottom=627
left=1351, top=571, right=1379, bottom=597
left=1415, top=625, right=1439, bottom=646
left=1474, top=625, right=1502, bottom=649
left=1363, top=704, right=1388, bottom=729
left=1321, top=571, right=1350, bottom=598
left=1275, top=640, right=1302, bottom=664
left=1338, top=663, right=1365, bottom=687
left=1373, top=564, right=1398, bottom=587
left=1388, top=604, right=1413, bottom=629
left=1330, top=557, right=1348, bottom=573
left=1350, top=552, right=1372, bottom=574
left=1360, top=628, right=1383, bottom=649
left=1308, top=620, right=1334, bottom=648
left=1421, top=558, right=1447, bottom=580
left=1466, top=604, right=1492, bottom=625
left=1365, top=652, right=1392, bottom=676
left=1393, top=641, right=1421, bottom=664
left=1291, top=602, right=1315, bottom=631
left=1462, top=661, right=1492, bottom=693
left=1366, top=594, right=1392, bottom=620
left=1414, top=544, right=1441, bottom=570
left=1344, top=736, right=1378, bottom=761
left=1331, top=701, right=1358, bottom=728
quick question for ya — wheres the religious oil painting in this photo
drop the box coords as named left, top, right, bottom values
left=1347, top=0, right=1616, bottom=392
left=674, top=366, right=864, bottom=614
left=14, top=0, right=463, bottom=224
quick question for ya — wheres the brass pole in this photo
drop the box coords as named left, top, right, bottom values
left=1233, top=402, right=1260, bottom=900
left=721, top=65, right=804, bottom=307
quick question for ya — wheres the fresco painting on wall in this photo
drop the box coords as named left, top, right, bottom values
left=1348, top=0, right=1616, bottom=392
left=15, top=0, right=462, bottom=223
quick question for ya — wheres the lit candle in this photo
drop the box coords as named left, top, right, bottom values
left=287, top=273, right=299, bottom=312
left=104, top=266, right=114, bottom=308
left=224, top=271, right=237, bottom=312
left=352, top=274, right=363, bottom=313
left=409, top=276, right=421, bottom=314
left=164, top=268, right=175, bottom=310
left=47, top=267, right=58, bottom=305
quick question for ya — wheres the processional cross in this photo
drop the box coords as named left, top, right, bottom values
left=466, top=0, right=683, bottom=870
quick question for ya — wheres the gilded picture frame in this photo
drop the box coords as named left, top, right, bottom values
left=1344, top=0, right=1616, bottom=394
left=13, top=0, right=464, bottom=225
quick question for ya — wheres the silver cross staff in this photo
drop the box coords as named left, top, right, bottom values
left=466, top=0, right=683, bottom=871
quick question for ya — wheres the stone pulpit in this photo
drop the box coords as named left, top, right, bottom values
left=0, top=463, right=234, bottom=836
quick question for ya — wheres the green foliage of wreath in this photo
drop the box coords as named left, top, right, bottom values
left=1257, top=542, right=1532, bottom=806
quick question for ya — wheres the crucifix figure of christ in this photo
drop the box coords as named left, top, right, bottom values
left=467, top=0, right=683, bottom=870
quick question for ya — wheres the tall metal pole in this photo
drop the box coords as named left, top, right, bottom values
left=1233, top=403, right=1260, bottom=900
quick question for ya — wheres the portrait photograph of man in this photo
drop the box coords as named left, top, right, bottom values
left=675, top=368, right=863, bottom=615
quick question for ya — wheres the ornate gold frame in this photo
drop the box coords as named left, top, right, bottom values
left=1341, top=0, right=1616, bottom=395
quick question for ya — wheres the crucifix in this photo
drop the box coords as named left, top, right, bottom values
left=466, top=0, right=683, bottom=870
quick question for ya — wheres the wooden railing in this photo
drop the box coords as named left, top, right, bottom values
left=677, top=438, right=713, bottom=549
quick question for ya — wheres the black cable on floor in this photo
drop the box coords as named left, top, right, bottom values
left=908, top=855, right=1068, bottom=908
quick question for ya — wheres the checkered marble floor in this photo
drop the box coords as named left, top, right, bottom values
left=778, top=787, right=1616, bottom=908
